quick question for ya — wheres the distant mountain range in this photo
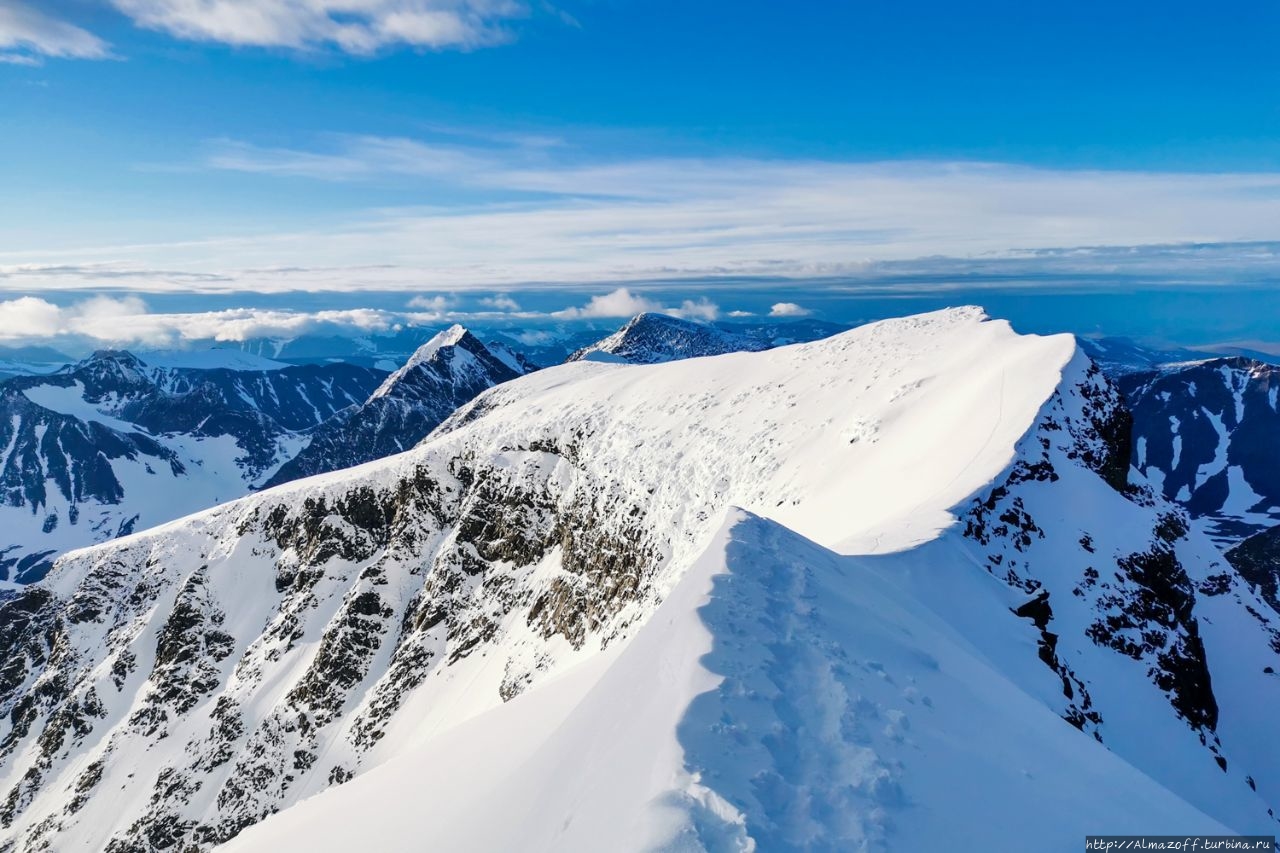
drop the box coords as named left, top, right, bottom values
left=23, top=317, right=1280, bottom=595
left=0, top=351, right=386, bottom=583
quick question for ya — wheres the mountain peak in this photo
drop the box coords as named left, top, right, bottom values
left=371, top=326, right=484, bottom=399
left=80, top=349, right=147, bottom=369
left=262, top=325, right=526, bottom=488
left=66, top=349, right=153, bottom=390
left=569, top=312, right=753, bottom=364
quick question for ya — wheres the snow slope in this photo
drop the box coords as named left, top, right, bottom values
left=224, top=510, right=1230, bottom=853
left=0, top=308, right=1276, bottom=852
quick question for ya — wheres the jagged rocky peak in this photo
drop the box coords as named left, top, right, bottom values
left=402, top=323, right=472, bottom=366
left=371, top=324, right=506, bottom=399
left=482, top=338, right=540, bottom=375
left=568, top=312, right=759, bottom=364
left=80, top=349, right=148, bottom=368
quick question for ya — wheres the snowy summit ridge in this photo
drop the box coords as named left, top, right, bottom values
left=0, top=307, right=1277, bottom=852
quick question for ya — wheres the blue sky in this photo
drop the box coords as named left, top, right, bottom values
left=1, top=0, right=1279, bottom=347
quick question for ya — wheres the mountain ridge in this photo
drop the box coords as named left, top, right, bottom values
left=0, top=308, right=1275, bottom=850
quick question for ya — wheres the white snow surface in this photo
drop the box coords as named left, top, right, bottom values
left=8, top=307, right=1278, bottom=852
left=433, top=305, right=1072, bottom=556
left=224, top=509, right=1230, bottom=853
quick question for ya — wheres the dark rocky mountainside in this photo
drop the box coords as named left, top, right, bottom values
left=1114, top=356, right=1280, bottom=544
left=1225, top=525, right=1280, bottom=618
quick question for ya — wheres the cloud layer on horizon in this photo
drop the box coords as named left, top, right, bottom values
left=7, top=136, right=1280, bottom=295
left=0, top=288, right=734, bottom=349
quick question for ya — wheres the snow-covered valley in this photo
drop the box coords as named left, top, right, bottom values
left=0, top=308, right=1276, bottom=851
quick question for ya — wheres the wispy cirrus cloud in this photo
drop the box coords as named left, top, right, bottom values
left=0, top=2, right=111, bottom=65
left=205, top=136, right=496, bottom=182
left=10, top=133, right=1280, bottom=294
left=110, top=0, right=530, bottom=54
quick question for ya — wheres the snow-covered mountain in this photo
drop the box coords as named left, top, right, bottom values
left=220, top=327, right=559, bottom=371
left=567, top=312, right=762, bottom=364
left=1116, top=356, right=1280, bottom=544
left=568, top=312, right=846, bottom=364
left=0, top=308, right=1276, bottom=852
left=262, top=326, right=532, bottom=488
left=0, top=353, right=384, bottom=583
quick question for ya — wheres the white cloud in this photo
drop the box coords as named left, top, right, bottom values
left=0, top=293, right=727, bottom=349
left=555, top=288, right=661, bottom=319
left=552, top=288, right=721, bottom=322
left=727, top=310, right=755, bottom=318
left=406, top=294, right=454, bottom=312
left=0, top=2, right=111, bottom=64
left=511, top=329, right=554, bottom=346
left=0, top=296, right=65, bottom=339
left=480, top=294, right=521, bottom=311
left=670, top=298, right=719, bottom=322
left=769, top=302, right=811, bottom=318
left=110, top=0, right=528, bottom=54
left=0, top=297, right=405, bottom=347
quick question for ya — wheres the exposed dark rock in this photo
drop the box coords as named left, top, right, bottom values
left=1226, top=524, right=1280, bottom=618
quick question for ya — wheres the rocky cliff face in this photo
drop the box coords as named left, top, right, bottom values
left=949, top=358, right=1280, bottom=820
left=0, top=309, right=1275, bottom=851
